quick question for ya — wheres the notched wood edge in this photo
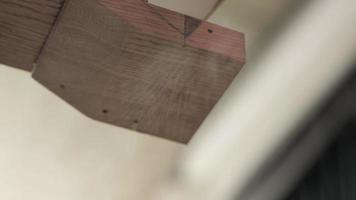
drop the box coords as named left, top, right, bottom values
left=99, top=0, right=246, bottom=63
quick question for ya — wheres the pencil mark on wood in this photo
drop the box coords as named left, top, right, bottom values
left=184, top=16, right=201, bottom=38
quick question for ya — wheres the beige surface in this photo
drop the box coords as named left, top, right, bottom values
left=0, top=65, right=184, bottom=200
left=208, top=0, right=294, bottom=57
left=180, top=0, right=356, bottom=199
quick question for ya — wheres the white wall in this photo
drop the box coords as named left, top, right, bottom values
left=0, top=65, right=184, bottom=200
left=209, top=0, right=293, bottom=51
left=150, top=0, right=295, bottom=59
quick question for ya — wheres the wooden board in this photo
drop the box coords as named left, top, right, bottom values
left=0, top=0, right=63, bottom=71
left=33, top=0, right=245, bottom=143
left=148, top=0, right=221, bottom=20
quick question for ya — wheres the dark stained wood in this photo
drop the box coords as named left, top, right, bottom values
left=0, top=0, right=63, bottom=71
left=33, top=0, right=245, bottom=143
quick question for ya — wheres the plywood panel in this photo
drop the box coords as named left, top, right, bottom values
left=33, top=0, right=245, bottom=143
left=0, top=0, right=63, bottom=71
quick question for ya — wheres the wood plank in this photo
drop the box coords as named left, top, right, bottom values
left=0, top=0, right=63, bottom=71
left=148, top=0, right=221, bottom=20
left=100, top=0, right=184, bottom=43
left=101, top=0, right=245, bottom=61
left=33, top=0, right=245, bottom=143
left=186, top=21, right=246, bottom=62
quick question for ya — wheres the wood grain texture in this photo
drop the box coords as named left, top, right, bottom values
left=0, top=0, right=63, bottom=71
left=33, top=0, right=245, bottom=143
left=148, top=0, right=221, bottom=20
left=100, top=0, right=184, bottom=43
left=186, top=21, right=246, bottom=62
left=101, top=0, right=245, bottom=61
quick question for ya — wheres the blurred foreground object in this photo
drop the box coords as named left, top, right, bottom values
left=286, top=72, right=356, bottom=199
left=156, top=0, right=356, bottom=199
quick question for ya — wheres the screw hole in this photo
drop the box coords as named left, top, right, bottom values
left=133, top=119, right=139, bottom=124
left=208, top=29, right=213, bottom=34
left=60, top=84, right=65, bottom=89
left=102, top=109, right=109, bottom=114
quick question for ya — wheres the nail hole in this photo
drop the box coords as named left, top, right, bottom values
left=102, top=109, right=109, bottom=114
left=133, top=120, right=139, bottom=124
left=60, top=84, right=65, bottom=89
left=208, top=29, right=213, bottom=34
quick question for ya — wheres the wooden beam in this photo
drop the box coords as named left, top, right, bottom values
left=33, top=0, right=245, bottom=143
left=148, top=0, right=221, bottom=20
left=0, top=0, right=63, bottom=71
